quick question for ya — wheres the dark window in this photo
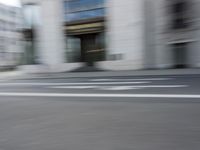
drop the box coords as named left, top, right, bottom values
left=172, top=1, right=189, bottom=29
left=173, top=2, right=186, bottom=13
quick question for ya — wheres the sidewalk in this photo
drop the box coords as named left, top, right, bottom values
left=14, top=68, right=200, bottom=80
left=0, top=71, right=24, bottom=80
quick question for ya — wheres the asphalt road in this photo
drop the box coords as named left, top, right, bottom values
left=0, top=74, right=200, bottom=150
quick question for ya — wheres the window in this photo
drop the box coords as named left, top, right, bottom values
left=1, top=20, right=5, bottom=31
left=172, top=1, right=189, bottom=29
left=66, top=0, right=104, bottom=13
left=64, top=0, right=105, bottom=22
left=23, top=4, right=41, bottom=29
left=66, top=8, right=105, bottom=21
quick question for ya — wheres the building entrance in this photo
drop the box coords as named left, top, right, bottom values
left=66, top=32, right=105, bottom=66
left=79, top=33, right=105, bottom=66
left=65, top=18, right=105, bottom=66
left=173, top=43, right=188, bottom=68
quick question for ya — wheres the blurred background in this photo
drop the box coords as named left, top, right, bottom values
left=0, top=2, right=200, bottom=149
left=1, top=0, right=200, bottom=72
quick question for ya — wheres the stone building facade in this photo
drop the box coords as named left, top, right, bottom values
left=20, top=0, right=200, bottom=72
left=0, top=3, right=22, bottom=69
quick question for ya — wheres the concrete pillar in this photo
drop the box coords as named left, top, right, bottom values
left=102, top=0, right=145, bottom=70
left=189, top=0, right=200, bottom=68
left=143, top=0, right=156, bottom=69
left=38, top=0, right=66, bottom=66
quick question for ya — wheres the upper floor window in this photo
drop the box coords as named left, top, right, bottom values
left=65, top=0, right=104, bottom=13
left=171, top=1, right=189, bottom=29
left=64, top=0, right=105, bottom=22
left=22, top=4, right=41, bottom=29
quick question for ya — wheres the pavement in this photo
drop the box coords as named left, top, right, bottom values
left=0, top=71, right=24, bottom=81
left=0, top=74, right=200, bottom=150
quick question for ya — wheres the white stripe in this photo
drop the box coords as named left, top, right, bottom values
left=0, top=92, right=199, bottom=98
left=90, top=78, right=172, bottom=81
left=101, top=86, right=137, bottom=90
left=51, top=85, right=188, bottom=90
left=102, top=85, right=188, bottom=90
left=52, top=86, right=98, bottom=89
left=0, top=81, right=150, bottom=86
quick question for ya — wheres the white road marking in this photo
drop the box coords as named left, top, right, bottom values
left=0, top=92, right=199, bottom=99
left=50, top=85, right=188, bottom=90
left=0, top=81, right=150, bottom=86
left=90, top=78, right=172, bottom=82
left=52, top=86, right=98, bottom=89
left=102, top=85, right=188, bottom=90
left=100, top=86, right=139, bottom=90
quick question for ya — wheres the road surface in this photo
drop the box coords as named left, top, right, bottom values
left=0, top=74, right=200, bottom=150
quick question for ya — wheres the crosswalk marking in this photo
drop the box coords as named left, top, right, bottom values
left=98, top=86, right=139, bottom=90
left=50, top=85, right=188, bottom=90
left=0, top=81, right=150, bottom=86
left=100, top=85, right=188, bottom=90
left=90, top=78, right=173, bottom=82
left=52, top=86, right=98, bottom=89
left=0, top=77, right=189, bottom=91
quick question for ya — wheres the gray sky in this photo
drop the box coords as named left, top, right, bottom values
left=0, top=0, right=21, bottom=7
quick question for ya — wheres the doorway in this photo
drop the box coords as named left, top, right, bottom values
left=67, top=33, right=105, bottom=66
left=80, top=33, right=105, bottom=66
left=173, top=43, right=188, bottom=68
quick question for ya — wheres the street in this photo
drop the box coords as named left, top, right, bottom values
left=0, top=74, right=200, bottom=150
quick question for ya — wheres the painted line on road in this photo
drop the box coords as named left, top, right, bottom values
left=98, top=85, right=188, bottom=90
left=51, top=86, right=98, bottom=89
left=51, top=85, right=188, bottom=90
left=90, top=78, right=173, bottom=82
left=0, top=81, right=150, bottom=86
left=0, top=92, right=199, bottom=99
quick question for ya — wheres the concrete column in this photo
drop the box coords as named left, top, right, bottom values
left=143, top=0, right=157, bottom=69
left=102, top=0, right=145, bottom=70
left=189, top=0, right=200, bottom=68
left=38, top=0, right=66, bottom=66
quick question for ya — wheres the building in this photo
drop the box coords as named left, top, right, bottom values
left=0, top=3, right=22, bottom=69
left=20, top=0, right=200, bottom=72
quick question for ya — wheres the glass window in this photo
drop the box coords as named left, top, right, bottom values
left=64, top=0, right=105, bottom=22
left=23, top=4, right=41, bottom=29
left=66, top=0, right=104, bottom=12
left=66, top=8, right=104, bottom=21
